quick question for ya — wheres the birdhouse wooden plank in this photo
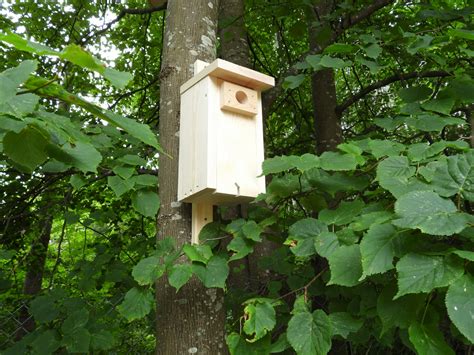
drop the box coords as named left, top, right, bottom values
left=178, top=59, right=274, bottom=243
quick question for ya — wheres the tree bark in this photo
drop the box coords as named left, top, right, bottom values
left=16, top=213, right=53, bottom=339
left=155, top=1, right=227, bottom=354
left=308, top=1, right=342, bottom=154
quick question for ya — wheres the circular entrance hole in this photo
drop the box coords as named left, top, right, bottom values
left=235, top=90, right=248, bottom=104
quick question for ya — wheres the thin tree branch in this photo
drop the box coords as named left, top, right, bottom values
left=334, top=0, right=395, bottom=38
left=80, top=3, right=167, bottom=44
left=336, top=70, right=451, bottom=115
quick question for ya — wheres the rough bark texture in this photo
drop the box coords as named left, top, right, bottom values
left=218, top=0, right=250, bottom=68
left=155, top=1, right=227, bottom=354
left=308, top=1, right=342, bottom=154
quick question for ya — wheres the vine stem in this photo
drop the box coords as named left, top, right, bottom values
left=277, top=267, right=328, bottom=301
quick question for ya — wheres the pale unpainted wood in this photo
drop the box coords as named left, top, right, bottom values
left=191, top=202, right=214, bottom=244
left=220, top=80, right=258, bottom=116
left=193, top=59, right=210, bottom=74
left=180, top=58, right=275, bottom=94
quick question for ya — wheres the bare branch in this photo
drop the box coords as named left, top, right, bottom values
left=81, top=3, right=167, bottom=44
left=336, top=70, right=451, bottom=115
left=335, top=0, right=395, bottom=38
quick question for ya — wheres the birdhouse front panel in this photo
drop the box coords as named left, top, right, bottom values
left=178, top=59, right=274, bottom=205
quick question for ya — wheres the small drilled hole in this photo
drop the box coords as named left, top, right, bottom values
left=235, top=91, right=248, bottom=104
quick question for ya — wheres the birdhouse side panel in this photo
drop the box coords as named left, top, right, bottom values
left=215, top=96, right=265, bottom=199
left=178, top=77, right=216, bottom=202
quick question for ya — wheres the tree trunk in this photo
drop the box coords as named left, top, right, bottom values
left=155, top=1, right=227, bottom=354
left=16, top=213, right=53, bottom=339
left=308, top=1, right=342, bottom=154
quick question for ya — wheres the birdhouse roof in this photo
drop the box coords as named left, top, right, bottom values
left=180, top=59, right=275, bottom=94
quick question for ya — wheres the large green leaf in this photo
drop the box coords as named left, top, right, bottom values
left=327, top=245, right=362, bottom=287
left=243, top=301, right=276, bottom=342
left=3, top=126, right=49, bottom=172
left=320, top=151, right=357, bottom=171
left=395, top=253, right=464, bottom=298
left=107, top=175, right=135, bottom=197
left=319, top=199, right=364, bottom=226
left=368, top=139, right=405, bottom=159
left=61, top=141, right=102, bottom=173
left=398, top=85, right=432, bottom=103
left=393, top=191, right=470, bottom=236
left=62, top=328, right=91, bottom=353
left=376, top=156, right=420, bottom=197
left=360, top=224, right=401, bottom=280
left=132, top=256, right=165, bottom=286
left=168, top=264, right=193, bottom=292
left=0, top=60, right=37, bottom=104
left=226, top=333, right=272, bottom=355
left=377, top=284, right=424, bottom=335
left=431, top=151, right=474, bottom=201
left=287, top=218, right=327, bottom=257
left=314, top=231, right=339, bottom=258
left=446, top=274, right=474, bottom=343
left=62, top=309, right=89, bottom=334
left=0, top=33, right=132, bottom=88
left=408, top=322, right=454, bottom=355
left=131, top=189, right=160, bottom=217
left=328, top=312, right=363, bottom=339
left=30, top=294, right=59, bottom=323
left=117, top=287, right=154, bottom=321
left=31, top=329, right=61, bottom=354
left=192, top=255, right=229, bottom=288
left=287, top=310, right=332, bottom=355
left=262, top=154, right=319, bottom=175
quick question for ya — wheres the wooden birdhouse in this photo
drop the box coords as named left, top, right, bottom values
left=178, top=59, right=274, bottom=243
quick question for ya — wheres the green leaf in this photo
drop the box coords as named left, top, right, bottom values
left=395, top=254, right=464, bottom=298
left=350, top=211, right=393, bottom=232
left=327, top=245, right=362, bottom=287
left=183, top=244, right=213, bottom=264
left=168, top=264, right=193, bottom=292
left=62, top=309, right=89, bottom=334
left=243, top=220, right=263, bottom=242
left=132, top=256, right=165, bottom=286
left=90, top=330, right=115, bottom=351
left=287, top=218, right=327, bottom=257
left=407, top=34, right=433, bottom=54
left=243, top=301, right=276, bottom=342
left=131, top=189, right=160, bottom=217
left=320, top=151, right=357, bottom=171
left=398, top=86, right=432, bottom=103
left=113, top=166, right=135, bottom=179
left=118, top=154, right=147, bottom=166
left=226, top=333, right=272, bottom=355
left=393, top=191, right=470, bottom=236
left=324, top=43, right=357, bottom=54
left=61, top=141, right=102, bottom=173
left=262, top=154, right=319, bottom=175
left=408, top=322, right=454, bottom=355
left=446, top=274, right=474, bottom=343
left=70, top=174, right=87, bottom=190
left=31, top=329, right=60, bottom=354
left=228, top=235, right=254, bottom=261
left=364, top=43, right=382, bottom=59
left=131, top=174, right=158, bottom=187
left=368, top=139, right=405, bottom=159
left=117, top=287, right=154, bottom=321
left=431, top=151, right=474, bottom=201
left=0, top=32, right=57, bottom=55
left=105, top=112, right=162, bottom=150
left=421, top=98, right=455, bottom=115
left=3, top=126, right=48, bottom=172
left=314, top=231, right=339, bottom=258
left=360, top=224, right=400, bottom=280
left=329, top=312, right=363, bottom=338
left=62, top=328, right=91, bottom=353
left=287, top=310, right=332, bottom=355
left=0, top=60, right=37, bottom=104
left=377, top=284, right=424, bottom=334
left=376, top=156, right=416, bottom=196
left=283, top=74, right=305, bottom=90
left=355, top=55, right=384, bottom=73
left=107, top=175, right=135, bottom=197
left=192, top=255, right=229, bottom=288
left=30, top=294, right=59, bottom=323
left=319, top=199, right=364, bottom=226
left=0, top=116, right=26, bottom=133
left=0, top=93, right=39, bottom=117
left=320, top=55, right=351, bottom=69
left=451, top=250, right=474, bottom=262
left=304, top=169, right=369, bottom=196
left=448, top=28, right=474, bottom=40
